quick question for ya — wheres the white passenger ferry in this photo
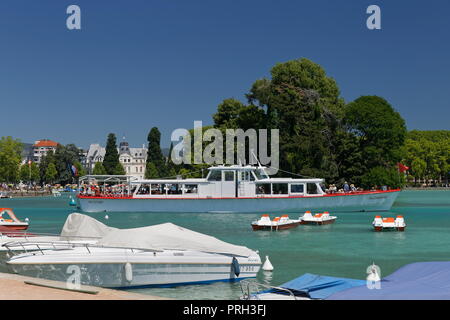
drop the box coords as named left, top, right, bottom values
left=77, top=165, right=400, bottom=213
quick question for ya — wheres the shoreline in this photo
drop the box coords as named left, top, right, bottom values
left=0, top=272, right=171, bottom=300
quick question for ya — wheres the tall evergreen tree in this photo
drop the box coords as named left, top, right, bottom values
left=145, top=127, right=167, bottom=178
left=103, top=133, right=120, bottom=175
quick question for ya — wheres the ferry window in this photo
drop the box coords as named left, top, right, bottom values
left=184, top=184, right=198, bottom=194
left=224, top=171, right=235, bottom=182
left=272, top=183, right=288, bottom=194
left=240, top=171, right=253, bottom=181
left=167, top=184, right=182, bottom=195
left=307, top=183, right=319, bottom=195
left=137, top=184, right=150, bottom=195
left=256, top=184, right=271, bottom=195
left=151, top=184, right=164, bottom=195
left=291, top=184, right=304, bottom=194
left=254, top=169, right=269, bottom=180
left=207, top=170, right=222, bottom=181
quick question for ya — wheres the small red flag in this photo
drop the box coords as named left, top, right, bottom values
left=398, top=163, right=409, bottom=173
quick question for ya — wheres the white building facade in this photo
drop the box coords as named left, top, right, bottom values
left=85, top=139, right=147, bottom=179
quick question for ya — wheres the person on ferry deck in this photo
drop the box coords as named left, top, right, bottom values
left=343, top=182, right=350, bottom=193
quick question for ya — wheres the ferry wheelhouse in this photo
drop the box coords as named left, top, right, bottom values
left=77, top=165, right=400, bottom=213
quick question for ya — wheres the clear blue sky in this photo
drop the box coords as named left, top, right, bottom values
left=1, top=0, right=449, bottom=149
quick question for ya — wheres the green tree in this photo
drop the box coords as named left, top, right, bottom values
left=92, top=162, right=107, bottom=175
left=343, top=96, right=407, bottom=184
left=113, top=163, right=126, bottom=175
left=19, top=164, right=30, bottom=182
left=361, top=166, right=405, bottom=190
left=145, top=127, right=167, bottom=178
left=19, top=162, right=40, bottom=183
left=73, top=161, right=86, bottom=180
left=103, top=133, right=120, bottom=175
left=39, top=151, right=56, bottom=184
left=403, top=130, right=450, bottom=185
left=0, top=136, right=23, bottom=183
left=145, top=162, right=159, bottom=178
left=45, top=163, right=58, bottom=184
left=213, top=98, right=246, bottom=129
left=53, top=144, right=83, bottom=184
left=247, top=58, right=344, bottom=180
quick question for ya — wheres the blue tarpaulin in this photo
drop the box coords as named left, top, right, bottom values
left=328, top=262, right=450, bottom=300
left=265, top=273, right=366, bottom=299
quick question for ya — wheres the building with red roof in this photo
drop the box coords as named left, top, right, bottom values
left=32, top=139, right=59, bottom=163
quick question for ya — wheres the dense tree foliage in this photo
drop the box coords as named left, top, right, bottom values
left=19, top=162, right=40, bottom=183
left=145, top=127, right=167, bottom=178
left=403, top=130, right=450, bottom=185
left=0, top=137, right=22, bottom=183
left=103, top=133, right=120, bottom=175
left=53, top=144, right=84, bottom=183
left=342, top=96, right=407, bottom=188
left=92, top=162, right=107, bottom=175
left=209, top=58, right=411, bottom=189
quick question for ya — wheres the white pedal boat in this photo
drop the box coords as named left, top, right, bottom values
left=251, top=214, right=300, bottom=231
left=373, top=215, right=406, bottom=232
left=299, top=211, right=337, bottom=225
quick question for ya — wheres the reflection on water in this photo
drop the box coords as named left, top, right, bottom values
left=262, top=271, right=273, bottom=285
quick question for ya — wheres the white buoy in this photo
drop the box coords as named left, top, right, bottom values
left=105, top=215, right=109, bottom=220
left=262, top=255, right=274, bottom=271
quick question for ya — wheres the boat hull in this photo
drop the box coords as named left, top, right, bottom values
left=299, top=219, right=336, bottom=225
left=78, top=190, right=400, bottom=213
left=8, top=261, right=260, bottom=288
left=374, top=226, right=405, bottom=232
left=0, top=225, right=28, bottom=232
left=251, top=222, right=300, bottom=231
left=7, top=247, right=261, bottom=288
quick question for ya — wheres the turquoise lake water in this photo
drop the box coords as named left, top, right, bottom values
left=1, top=190, right=449, bottom=300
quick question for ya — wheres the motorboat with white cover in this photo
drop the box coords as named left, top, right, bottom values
left=0, top=213, right=110, bottom=270
left=6, top=213, right=261, bottom=288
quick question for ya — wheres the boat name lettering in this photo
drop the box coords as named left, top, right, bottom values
left=88, top=200, right=104, bottom=204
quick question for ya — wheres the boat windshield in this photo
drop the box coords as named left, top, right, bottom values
left=254, top=169, right=269, bottom=180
